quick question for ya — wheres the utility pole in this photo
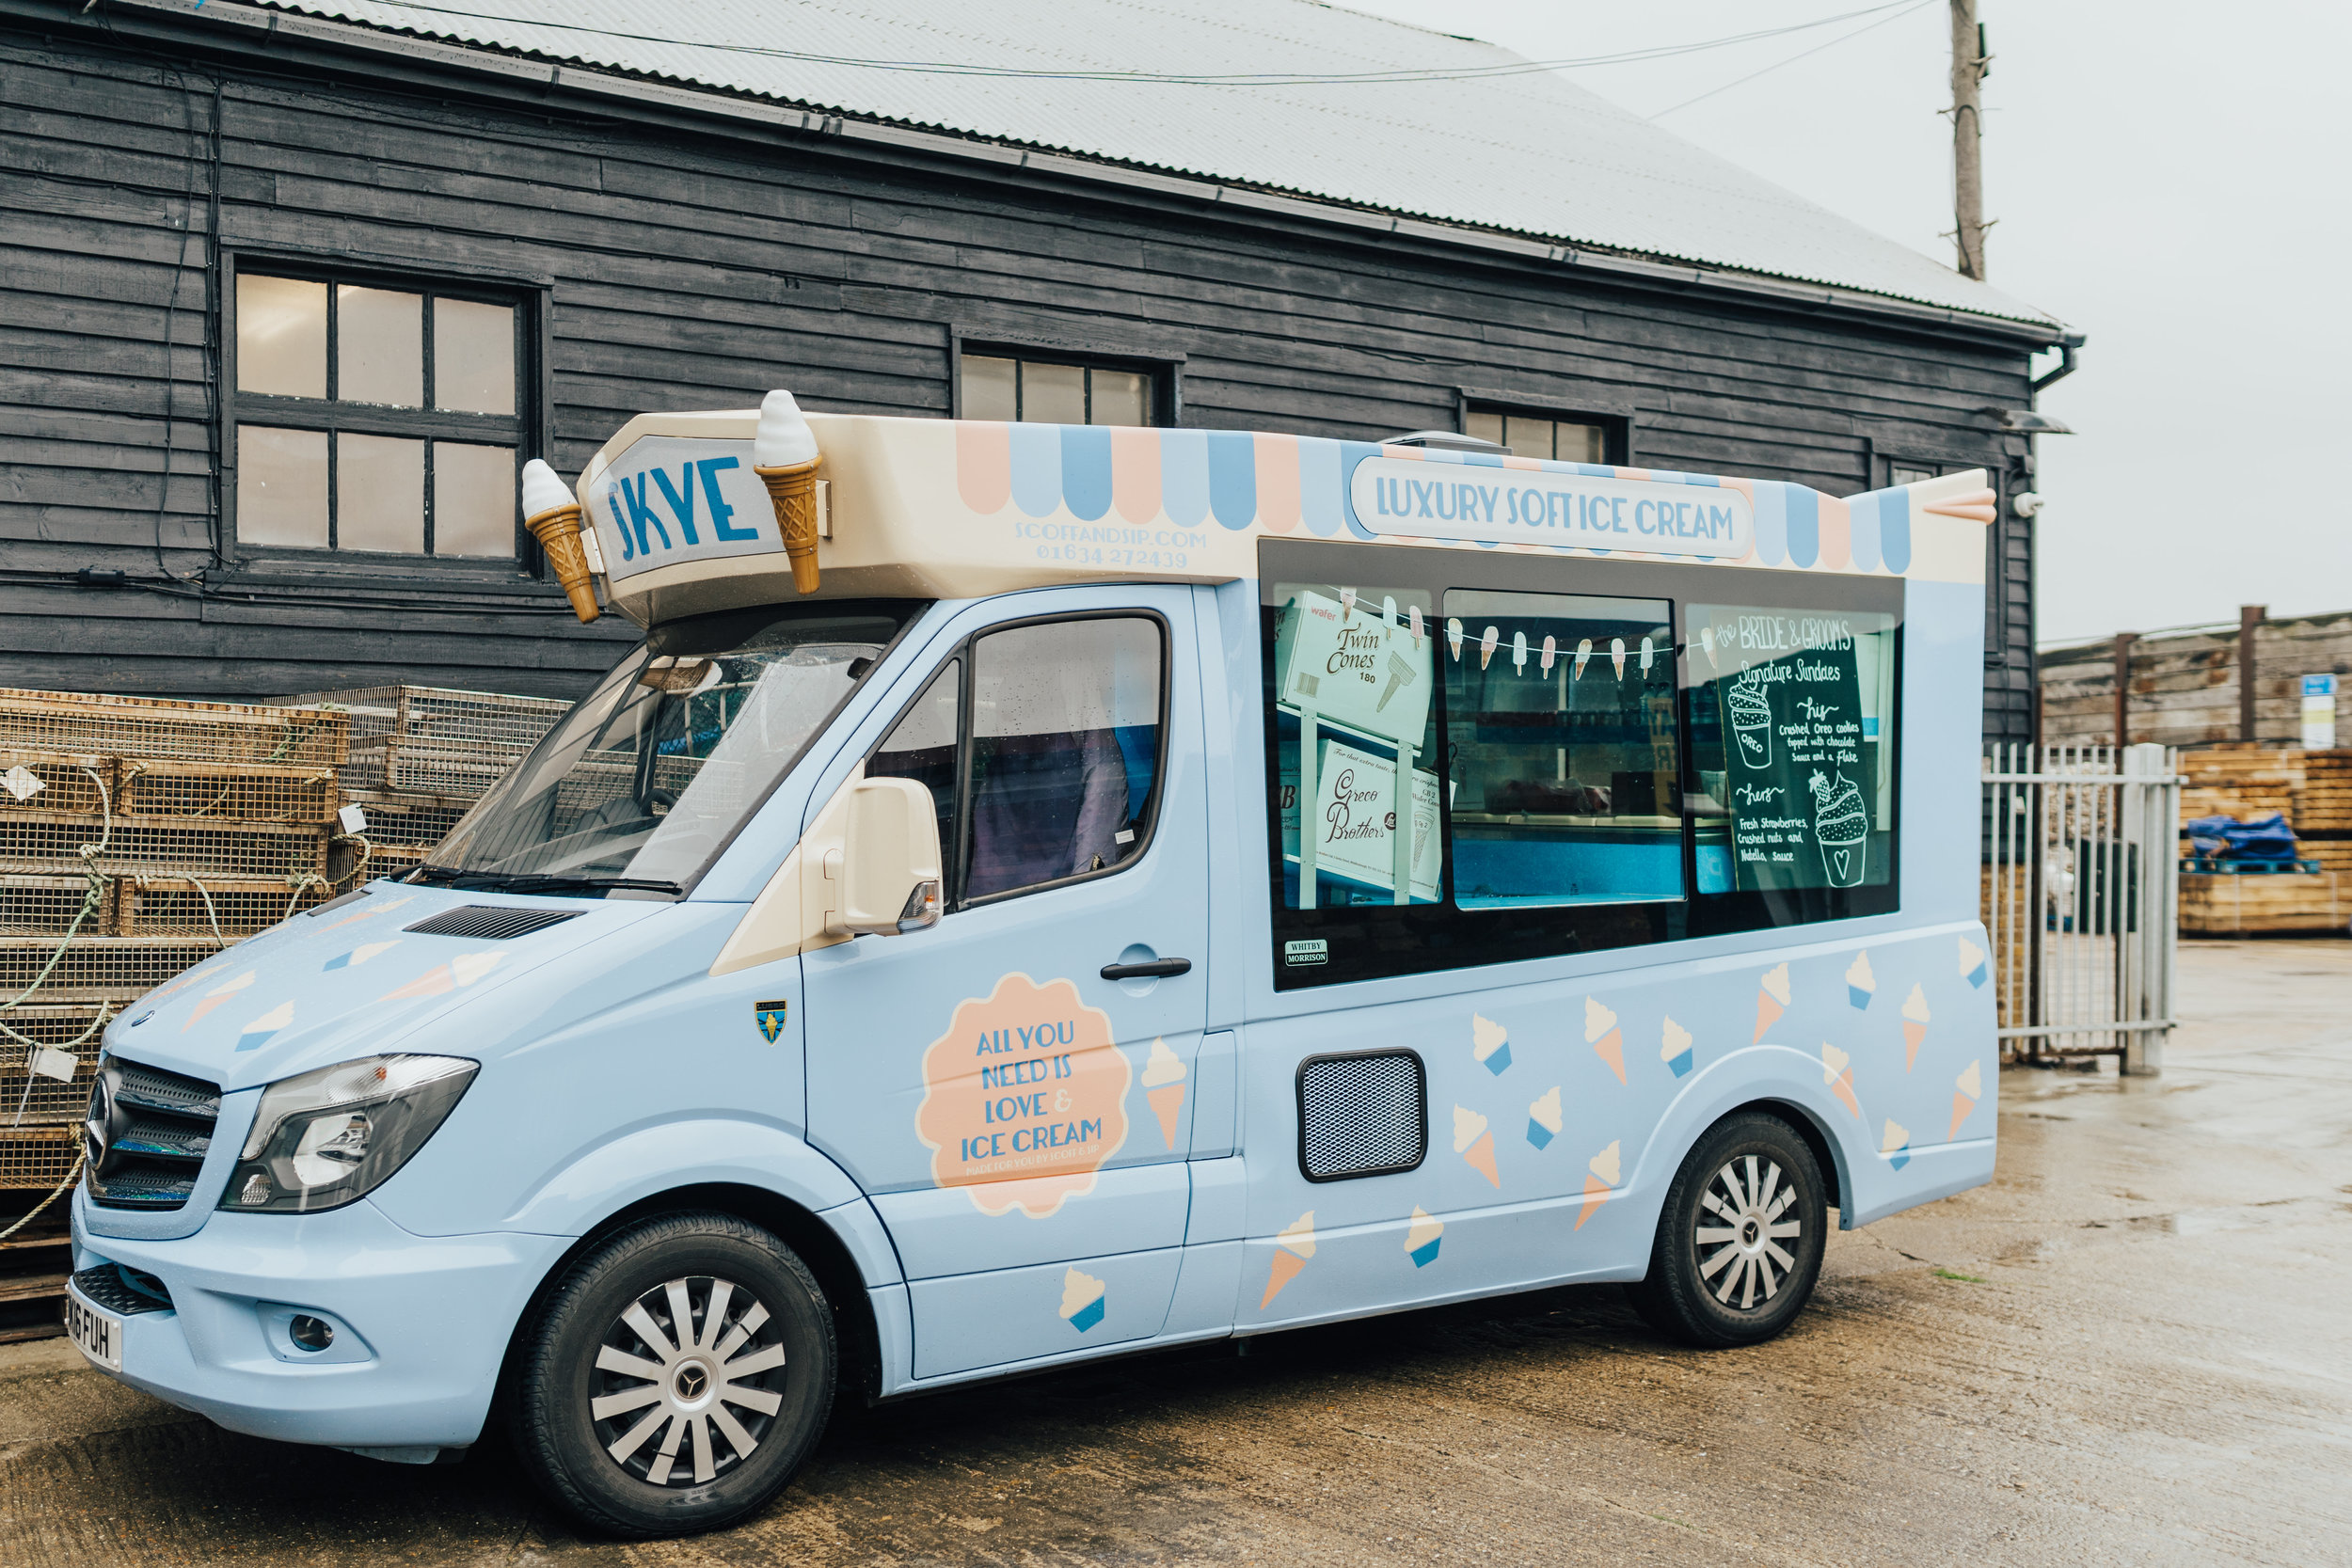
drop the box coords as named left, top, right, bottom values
left=1948, top=0, right=1989, bottom=279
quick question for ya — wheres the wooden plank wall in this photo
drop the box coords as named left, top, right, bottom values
left=0, top=24, right=2042, bottom=711
left=2042, top=612, right=2352, bottom=749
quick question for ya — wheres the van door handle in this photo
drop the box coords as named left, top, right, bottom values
left=1102, top=958, right=1192, bottom=980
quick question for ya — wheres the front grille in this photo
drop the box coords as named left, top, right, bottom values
left=87, top=1056, right=220, bottom=1212
left=404, top=904, right=581, bottom=941
left=70, top=1262, right=174, bottom=1316
left=1297, top=1051, right=1427, bottom=1181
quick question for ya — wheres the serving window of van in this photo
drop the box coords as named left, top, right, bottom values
left=1258, top=541, right=1901, bottom=988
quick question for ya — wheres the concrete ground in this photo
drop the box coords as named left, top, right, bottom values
left=5, top=939, right=2348, bottom=1566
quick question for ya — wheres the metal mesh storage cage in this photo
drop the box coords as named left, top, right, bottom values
left=0, top=689, right=347, bottom=768
left=288, top=686, right=566, bottom=798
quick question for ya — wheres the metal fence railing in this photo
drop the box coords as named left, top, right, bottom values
left=1982, top=742, right=2181, bottom=1074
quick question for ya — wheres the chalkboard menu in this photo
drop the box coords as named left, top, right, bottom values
left=1690, top=606, right=1895, bottom=893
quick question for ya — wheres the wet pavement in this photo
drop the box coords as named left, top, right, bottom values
left=6, top=938, right=2348, bottom=1566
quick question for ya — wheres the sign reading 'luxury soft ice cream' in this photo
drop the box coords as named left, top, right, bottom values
left=1349, top=456, right=1754, bottom=560
left=1693, top=604, right=1889, bottom=894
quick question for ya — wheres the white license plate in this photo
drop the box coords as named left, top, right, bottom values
left=64, top=1283, right=123, bottom=1372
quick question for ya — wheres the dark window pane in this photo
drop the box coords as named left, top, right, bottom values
left=433, top=441, right=516, bottom=558
left=1021, top=361, right=1086, bottom=425
left=338, top=434, right=424, bottom=553
left=434, top=298, right=516, bottom=415
left=1443, top=589, right=1680, bottom=910
left=867, top=659, right=961, bottom=867
left=237, top=425, right=328, bottom=547
left=236, top=277, right=326, bottom=399
left=966, top=619, right=1160, bottom=900
left=337, top=285, right=422, bottom=407
left=962, top=355, right=1017, bottom=421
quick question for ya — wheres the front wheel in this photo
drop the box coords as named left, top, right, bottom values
left=510, top=1212, right=837, bottom=1538
left=1628, top=1112, right=1827, bottom=1348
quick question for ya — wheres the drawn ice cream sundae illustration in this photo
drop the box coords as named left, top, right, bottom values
left=1479, top=626, right=1500, bottom=670
left=1846, top=950, right=1875, bottom=1010
left=1901, top=984, right=1931, bottom=1069
left=1660, top=1016, right=1693, bottom=1078
left=1446, top=618, right=1464, bottom=661
left=1141, top=1037, right=1187, bottom=1150
left=1526, top=1085, right=1562, bottom=1149
left=1406, top=1206, right=1444, bottom=1268
left=1261, top=1211, right=1316, bottom=1307
left=1753, top=961, right=1791, bottom=1042
left=1949, top=1060, right=1982, bottom=1140
left=1727, top=673, right=1773, bottom=766
left=1585, top=997, right=1625, bottom=1084
left=1472, top=1012, right=1511, bottom=1075
left=1809, top=770, right=1869, bottom=887
left=1577, top=1140, right=1620, bottom=1230
left=1454, top=1104, right=1500, bottom=1187
left=1059, top=1267, right=1106, bottom=1333
left=1821, top=1043, right=1860, bottom=1118
left=1882, top=1118, right=1912, bottom=1172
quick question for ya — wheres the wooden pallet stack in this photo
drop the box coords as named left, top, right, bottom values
left=2176, top=744, right=2352, bottom=937
left=287, top=686, right=569, bottom=882
left=0, top=690, right=349, bottom=1204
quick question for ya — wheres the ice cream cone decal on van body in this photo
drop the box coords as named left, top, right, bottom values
left=1950, top=1060, right=1983, bottom=1140
left=1577, top=1141, right=1620, bottom=1230
left=1454, top=1105, right=1500, bottom=1187
left=1585, top=998, right=1625, bottom=1084
left=1059, top=1268, right=1106, bottom=1334
left=1140, top=1037, right=1187, bottom=1150
left=1754, top=963, right=1791, bottom=1042
left=1261, top=1212, right=1316, bottom=1308
left=1472, top=1013, right=1511, bottom=1075
left=1821, top=1044, right=1860, bottom=1118
left=1846, top=950, right=1875, bottom=1010
left=1660, top=1016, right=1693, bottom=1078
left=1406, top=1207, right=1444, bottom=1268
left=1901, top=984, right=1931, bottom=1069
left=1959, top=936, right=1989, bottom=989
left=1882, top=1119, right=1912, bottom=1171
left=1527, top=1085, right=1562, bottom=1149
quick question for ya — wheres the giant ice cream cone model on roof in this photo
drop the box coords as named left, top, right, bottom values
left=521, top=459, right=600, bottom=623
left=751, top=389, right=824, bottom=594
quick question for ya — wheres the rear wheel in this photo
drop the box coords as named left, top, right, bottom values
left=511, top=1212, right=836, bottom=1538
left=1628, top=1112, right=1826, bottom=1348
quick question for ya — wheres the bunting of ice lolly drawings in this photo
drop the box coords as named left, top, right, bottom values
left=1901, top=983, right=1931, bottom=1069
left=1573, top=638, right=1592, bottom=679
left=1610, top=637, right=1627, bottom=679
left=1454, top=1104, right=1500, bottom=1187
left=235, top=999, right=294, bottom=1053
left=184, top=969, right=256, bottom=1030
left=1585, top=997, right=1625, bottom=1084
left=1526, top=1085, right=1562, bottom=1148
left=1059, top=1267, right=1106, bottom=1333
left=1540, top=635, right=1557, bottom=676
left=1959, top=935, right=1989, bottom=989
left=1753, top=962, right=1791, bottom=1042
left=1472, top=1012, right=1511, bottom=1075
left=1141, top=1037, right=1187, bottom=1150
left=1949, top=1060, right=1983, bottom=1140
left=1406, top=1206, right=1444, bottom=1268
left=1661, top=1015, right=1693, bottom=1078
left=1512, top=630, right=1528, bottom=675
left=1882, top=1118, right=1911, bottom=1171
left=1479, top=626, right=1499, bottom=671
left=1339, top=586, right=1357, bottom=622
left=1446, top=618, right=1464, bottom=661
left=1408, top=606, right=1425, bottom=647
left=1260, top=1211, right=1317, bottom=1307
left=1639, top=636, right=1654, bottom=673
left=1381, top=594, right=1397, bottom=631
left=1576, top=1140, right=1621, bottom=1230
left=1821, top=1043, right=1861, bottom=1118
left=1846, top=949, right=1875, bottom=1010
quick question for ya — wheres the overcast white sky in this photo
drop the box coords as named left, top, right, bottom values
left=1345, top=0, right=2352, bottom=647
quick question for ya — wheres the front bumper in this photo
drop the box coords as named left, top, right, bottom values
left=70, top=1187, right=571, bottom=1450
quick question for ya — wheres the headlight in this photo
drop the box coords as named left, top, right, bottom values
left=219, top=1054, right=477, bottom=1214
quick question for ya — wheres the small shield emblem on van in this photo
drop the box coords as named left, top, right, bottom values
left=755, top=1002, right=787, bottom=1043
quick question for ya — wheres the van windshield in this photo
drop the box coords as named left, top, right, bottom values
left=419, top=600, right=925, bottom=895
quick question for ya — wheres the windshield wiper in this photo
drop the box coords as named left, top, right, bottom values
left=405, top=866, right=684, bottom=895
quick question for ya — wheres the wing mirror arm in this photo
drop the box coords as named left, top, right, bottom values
left=828, top=776, right=945, bottom=938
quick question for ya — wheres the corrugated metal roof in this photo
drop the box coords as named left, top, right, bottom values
left=235, top=0, right=2061, bottom=330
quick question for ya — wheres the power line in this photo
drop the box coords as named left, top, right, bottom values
left=270, top=0, right=1928, bottom=88
left=1649, top=0, right=1937, bottom=119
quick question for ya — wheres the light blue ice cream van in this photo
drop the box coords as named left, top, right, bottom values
left=67, top=394, right=2000, bottom=1536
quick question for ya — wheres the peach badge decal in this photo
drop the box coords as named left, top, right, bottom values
left=915, top=973, right=1132, bottom=1218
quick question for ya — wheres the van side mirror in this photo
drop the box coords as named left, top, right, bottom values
left=832, top=776, right=944, bottom=937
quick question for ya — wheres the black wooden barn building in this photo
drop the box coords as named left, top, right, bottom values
left=0, top=0, right=2075, bottom=743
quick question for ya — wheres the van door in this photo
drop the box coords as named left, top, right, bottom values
left=803, top=587, right=1212, bottom=1381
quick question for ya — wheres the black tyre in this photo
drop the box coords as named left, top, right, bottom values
left=1628, top=1112, right=1826, bottom=1349
left=511, top=1212, right=836, bottom=1538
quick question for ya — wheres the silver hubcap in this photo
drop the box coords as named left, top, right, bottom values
left=590, top=1275, right=787, bottom=1486
left=1695, top=1154, right=1803, bottom=1311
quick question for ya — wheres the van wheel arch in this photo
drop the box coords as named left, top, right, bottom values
left=1738, top=1098, right=1845, bottom=1219
left=494, top=1182, right=882, bottom=1428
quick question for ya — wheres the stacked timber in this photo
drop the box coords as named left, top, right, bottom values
left=2169, top=744, right=2352, bottom=937
left=285, top=686, right=567, bottom=881
left=0, top=690, right=349, bottom=1194
left=2178, top=871, right=2344, bottom=937
left=2179, top=744, right=2303, bottom=822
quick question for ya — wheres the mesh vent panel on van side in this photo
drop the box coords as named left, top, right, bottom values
left=404, top=906, right=582, bottom=941
left=1296, top=1051, right=1427, bottom=1181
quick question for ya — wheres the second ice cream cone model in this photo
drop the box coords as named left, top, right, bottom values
left=752, top=389, right=824, bottom=594
left=521, top=460, right=600, bottom=623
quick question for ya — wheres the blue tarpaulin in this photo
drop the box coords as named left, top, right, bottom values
left=2185, top=812, right=2300, bottom=860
